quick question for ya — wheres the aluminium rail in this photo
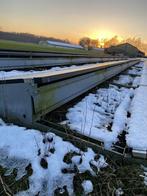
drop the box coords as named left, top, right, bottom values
left=0, top=59, right=139, bottom=124
left=0, top=49, right=128, bottom=70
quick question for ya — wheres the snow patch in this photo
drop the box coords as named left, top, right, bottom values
left=66, top=86, right=133, bottom=149
left=0, top=119, right=107, bottom=195
left=82, top=180, right=93, bottom=194
left=127, top=61, right=147, bottom=150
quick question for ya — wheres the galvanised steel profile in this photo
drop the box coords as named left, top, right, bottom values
left=0, top=49, right=127, bottom=70
left=0, top=59, right=139, bottom=125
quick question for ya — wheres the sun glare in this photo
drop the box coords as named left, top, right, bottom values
left=90, top=31, right=114, bottom=40
left=90, top=31, right=123, bottom=47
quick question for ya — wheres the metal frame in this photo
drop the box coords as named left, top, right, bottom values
left=0, top=59, right=139, bottom=124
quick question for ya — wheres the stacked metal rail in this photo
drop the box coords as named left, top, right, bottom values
left=0, top=59, right=139, bottom=124
left=0, top=49, right=127, bottom=70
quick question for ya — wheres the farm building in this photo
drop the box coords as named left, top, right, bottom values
left=105, top=43, right=145, bottom=57
left=39, top=40, right=83, bottom=49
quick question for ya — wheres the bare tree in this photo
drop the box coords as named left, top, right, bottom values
left=90, top=39, right=99, bottom=48
left=104, top=36, right=119, bottom=48
left=79, top=37, right=99, bottom=49
left=79, top=37, right=91, bottom=49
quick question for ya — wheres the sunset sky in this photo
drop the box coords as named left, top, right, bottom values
left=0, top=0, right=146, bottom=43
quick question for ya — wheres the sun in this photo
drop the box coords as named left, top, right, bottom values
left=90, top=31, right=114, bottom=41
left=90, top=30, right=123, bottom=47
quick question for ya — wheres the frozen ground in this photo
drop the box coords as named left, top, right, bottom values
left=126, top=61, right=147, bottom=150
left=66, top=62, right=144, bottom=149
left=113, top=75, right=134, bottom=85
left=113, top=74, right=141, bottom=88
left=112, top=62, right=143, bottom=87
left=127, top=63, right=143, bottom=76
left=82, top=180, right=93, bottom=194
left=66, top=86, right=133, bottom=149
left=0, top=119, right=107, bottom=195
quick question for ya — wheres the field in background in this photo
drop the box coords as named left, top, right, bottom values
left=0, top=39, right=107, bottom=57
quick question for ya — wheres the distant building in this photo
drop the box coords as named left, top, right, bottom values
left=39, top=40, right=83, bottom=49
left=105, top=43, right=145, bottom=57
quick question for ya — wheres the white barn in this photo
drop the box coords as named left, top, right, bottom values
left=39, top=40, right=83, bottom=49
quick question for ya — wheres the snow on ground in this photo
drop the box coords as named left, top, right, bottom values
left=66, top=86, right=134, bottom=149
left=132, top=76, right=141, bottom=87
left=140, top=61, right=147, bottom=86
left=72, top=149, right=107, bottom=175
left=126, top=61, right=147, bottom=150
left=0, top=119, right=107, bottom=195
left=113, top=75, right=134, bottom=85
left=82, top=180, right=93, bottom=194
left=127, top=61, right=143, bottom=75
left=113, top=63, right=143, bottom=87
left=113, top=74, right=141, bottom=87
left=140, top=165, right=147, bottom=186
left=115, top=188, right=124, bottom=196
left=66, top=63, right=144, bottom=149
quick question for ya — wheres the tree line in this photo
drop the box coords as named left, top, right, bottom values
left=0, top=31, right=70, bottom=44
left=78, top=36, right=147, bottom=55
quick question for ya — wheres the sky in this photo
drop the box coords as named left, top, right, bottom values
left=0, top=0, right=146, bottom=43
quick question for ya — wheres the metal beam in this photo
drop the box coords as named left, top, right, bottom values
left=0, top=59, right=140, bottom=124
left=0, top=56, right=127, bottom=70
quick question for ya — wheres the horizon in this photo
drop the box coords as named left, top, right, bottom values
left=0, top=0, right=147, bottom=44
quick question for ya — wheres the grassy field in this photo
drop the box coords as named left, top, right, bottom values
left=0, top=39, right=107, bottom=57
